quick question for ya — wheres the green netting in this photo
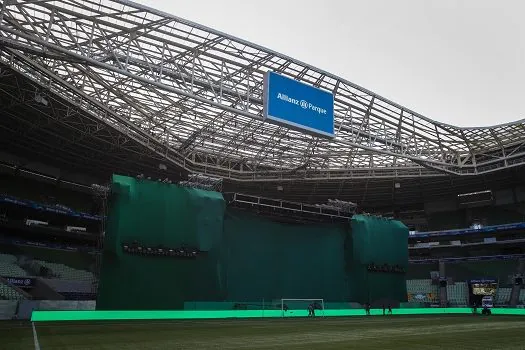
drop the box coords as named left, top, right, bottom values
left=97, top=175, right=226, bottom=310
left=221, top=209, right=349, bottom=302
left=348, top=215, right=409, bottom=304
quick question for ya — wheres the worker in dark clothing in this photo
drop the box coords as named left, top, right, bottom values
left=308, top=303, right=315, bottom=317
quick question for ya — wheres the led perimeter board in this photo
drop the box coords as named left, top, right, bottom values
left=263, top=71, right=335, bottom=138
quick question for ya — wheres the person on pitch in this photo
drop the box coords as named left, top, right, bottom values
left=365, top=303, right=371, bottom=315
left=308, top=303, right=315, bottom=317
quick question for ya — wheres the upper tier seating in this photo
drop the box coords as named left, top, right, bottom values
left=0, top=253, right=17, bottom=264
left=0, top=262, right=28, bottom=277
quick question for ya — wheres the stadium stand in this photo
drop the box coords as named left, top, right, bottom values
left=496, top=287, right=512, bottom=305
left=0, top=262, right=28, bottom=277
left=0, top=253, right=28, bottom=277
left=0, top=244, right=95, bottom=277
left=446, top=282, right=468, bottom=307
left=406, top=279, right=439, bottom=303
left=0, top=231, right=97, bottom=300
left=0, top=280, right=25, bottom=300
left=0, top=300, right=17, bottom=319
left=0, top=253, right=17, bottom=264
left=42, top=279, right=95, bottom=300
left=0, top=252, right=96, bottom=300
left=31, top=261, right=94, bottom=282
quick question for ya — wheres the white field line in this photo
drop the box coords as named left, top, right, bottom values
left=32, top=322, right=41, bottom=350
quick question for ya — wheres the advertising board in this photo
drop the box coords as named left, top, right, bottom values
left=263, top=71, right=334, bottom=137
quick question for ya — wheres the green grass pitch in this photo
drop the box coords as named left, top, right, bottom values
left=2, top=315, right=525, bottom=349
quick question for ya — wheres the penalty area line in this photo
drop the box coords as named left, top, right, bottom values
left=32, top=322, right=41, bottom=350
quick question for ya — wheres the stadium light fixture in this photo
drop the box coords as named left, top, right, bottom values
left=458, top=190, right=493, bottom=206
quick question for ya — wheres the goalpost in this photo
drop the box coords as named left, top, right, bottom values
left=280, top=298, right=325, bottom=317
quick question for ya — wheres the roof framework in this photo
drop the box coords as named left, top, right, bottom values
left=1, top=0, right=525, bottom=181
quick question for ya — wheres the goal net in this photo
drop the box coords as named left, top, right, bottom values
left=280, top=299, right=325, bottom=317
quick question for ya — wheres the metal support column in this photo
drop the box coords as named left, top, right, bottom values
left=439, top=260, right=448, bottom=307
left=509, top=260, right=525, bottom=307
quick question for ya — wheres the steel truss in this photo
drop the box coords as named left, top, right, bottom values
left=1, top=0, right=525, bottom=181
left=224, top=192, right=352, bottom=223
left=179, top=173, right=223, bottom=192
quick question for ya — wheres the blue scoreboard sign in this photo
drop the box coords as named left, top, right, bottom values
left=263, top=71, right=335, bottom=138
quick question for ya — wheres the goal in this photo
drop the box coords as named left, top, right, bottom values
left=280, top=298, right=325, bottom=317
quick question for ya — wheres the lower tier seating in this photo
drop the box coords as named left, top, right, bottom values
left=406, top=279, right=439, bottom=303
left=0, top=281, right=25, bottom=300
left=446, top=282, right=468, bottom=306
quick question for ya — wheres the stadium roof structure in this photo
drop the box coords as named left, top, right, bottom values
left=0, top=0, right=525, bottom=201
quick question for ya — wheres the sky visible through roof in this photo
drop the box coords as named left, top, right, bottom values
left=135, top=0, right=525, bottom=128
